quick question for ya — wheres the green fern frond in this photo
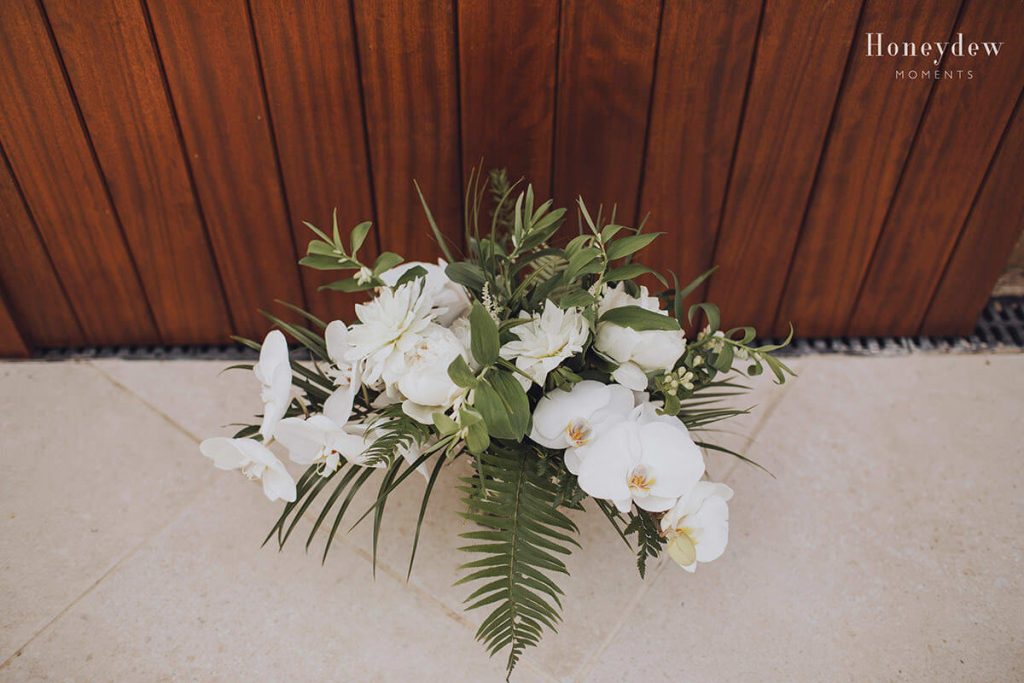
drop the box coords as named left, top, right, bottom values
left=456, top=449, right=579, bottom=678
left=624, top=511, right=665, bottom=579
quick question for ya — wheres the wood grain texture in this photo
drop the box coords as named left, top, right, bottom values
left=250, top=0, right=376, bottom=321
left=923, top=94, right=1024, bottom=335
left=849, top=0, right=1024, bottom=337
left=458, top=0, right=559, bottom=196
left=147, top=0, right=303, bottom=339
left=0, top=289, right=29, bottom=357
left=0, top=146, right=83, bottom=348
left=0, top=0, right=157, bottom=345
left=639, top=0, right=761, bottom=305
left=44, top=0, right=231, bottom=344
left=353, top=0, right=463, bottom=259
left=706, top=0, right=863, bottom=333
left=777, top=0, right=961, bottom=338
left=553, top=0, right=661, bottom=224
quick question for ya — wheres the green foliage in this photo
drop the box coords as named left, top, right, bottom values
left=222, top=167, right=800, bottom=678
left=457, top=449, right=579, bottom=678
left=624, top=511, right=666, bottom=579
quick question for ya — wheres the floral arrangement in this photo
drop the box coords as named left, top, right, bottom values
left=199, top=170, right=793, bottom=677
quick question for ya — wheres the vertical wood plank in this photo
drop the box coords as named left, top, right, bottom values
left=923, top=95, right=1024, bottom=335
left=250, top=0, right=377, bottom=321
left=849, top=0, right=1024, bottom=337
left=0, top=290, right=29, bottom=357
left=706, top=0, right=863, bottom=332
left=0, top=146, right=83, bottom=347
left=458, top=0, right=559, bottom=195
left=353, top=0, right=463, bottom=260
left=553, top=0, right=661, bottom=224
left=638, top=0, right=761, bottom=304
left=777, top=0, right=961, bottom=338
left=0, top=0, right=158, bottom=345
left=147, top=0, right=304, bottom=339
left=44, top=0, right=232, bottom=344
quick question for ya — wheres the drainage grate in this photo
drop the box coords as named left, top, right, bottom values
left=29, top=296, right=1024, bottom=361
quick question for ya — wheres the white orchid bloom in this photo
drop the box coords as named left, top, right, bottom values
left=576, top=412, right=704, bottom=513
left=254, top=330, right=292, bottom=440
left=274, top=414, right=375, bottom=475
left=529, top=380, right=635, bottom=473
left=380, top=259, right=471, bottom=326
left=323, top=320, right=362, bottom=424
left=500, top=300, right=588, bottom=388
left=345, top=281, right=434, bottom=386
left=661, top=481, right=733, bottom=572
left=595, top=283, right=686, bottom=391
left=200, top=437, right=296, bottom=502
left=382, top=323, right=469, bottom=424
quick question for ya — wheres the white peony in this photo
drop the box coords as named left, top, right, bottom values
left=660, top=481, right=733, bottom=572
left=500, top=300, right=588, bottom=388
left=383, top=323, right=469, bottom=424
left=254, top=330, right=292, bottom=440
left=529, top=380, right=635, bottom=473
left=576, top=408, right=704, bottom=513
left=345, top=281, right=434, bottom=386
left=595, top=283, right=686, bottom=391
left=379, top=259, right=471, bottom=326
left=200, top=437, right=296, bottom=502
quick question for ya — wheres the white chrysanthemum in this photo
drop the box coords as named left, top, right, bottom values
left=379, top=259, right=471, bottom=326
left=199, top=437, right=296, bottom=502
left=254, top=330, right=292, bottom=440
left=595, top=283, right=686, bottom=391
left=660, top=481, right=733, bottom=572
left=576, top=407, right=704, bottom=513
left=529, top=380, right=634, bottom=473
left=345, top=281, right=434, bottom=386
left=499, top=300, right=588, bottom=388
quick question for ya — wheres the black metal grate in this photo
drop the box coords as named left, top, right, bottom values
left=26, top=296, right=1024, bottom=361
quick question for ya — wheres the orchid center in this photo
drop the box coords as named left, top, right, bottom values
left=314, top=447, right=342, bottom=476
left=627, top=465, right=656, bottom=493
left=564, top=419, right=592, bottom=447
left=240, top=460, right=267, bottom=481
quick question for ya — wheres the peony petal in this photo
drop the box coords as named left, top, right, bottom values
left=400, top=400, right=438, bottom=425
left=199, top=437, right=248, bottom=471
left=611, top=362, right=648, bottom=391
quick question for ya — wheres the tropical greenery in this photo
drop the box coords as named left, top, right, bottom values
left=199, top=169, right=794, bottom=678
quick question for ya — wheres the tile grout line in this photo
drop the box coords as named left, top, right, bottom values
left=85, top=360, right=207, bottom=444
left=0, top=477, right=219, bottom=671
left=297, top=500, right=562, bottom=682
left=570, top=554, right=672, bottom=683
left=81, top=360, right=562, bottom=679
left=0, top=360, right=221, bottom=670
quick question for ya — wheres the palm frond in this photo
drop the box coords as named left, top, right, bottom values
left=456, top=449, right=579, bottom=678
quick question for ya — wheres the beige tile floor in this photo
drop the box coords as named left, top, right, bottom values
left=0, top=354, right=1021, bottom=682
